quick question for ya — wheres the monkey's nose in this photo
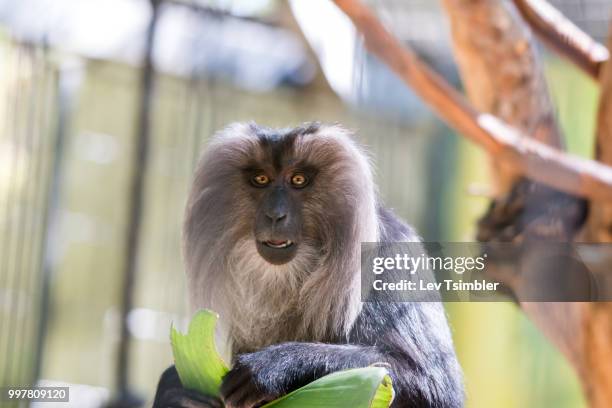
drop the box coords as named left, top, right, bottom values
left=266, top=210, right=287, bottom=224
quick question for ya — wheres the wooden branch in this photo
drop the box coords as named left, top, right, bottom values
left=588, top=28, right=612, bottom=242
left=581, top=24, right=612, bottom=407
left=439, top=2, right=594, bottom=404
left=442, top=0, right=562, bottom=195
left=332, top=0, right=612, bottom=201
left=512, top=0, right=609, bottom=80
left=442, top=2, right=612, bottom=406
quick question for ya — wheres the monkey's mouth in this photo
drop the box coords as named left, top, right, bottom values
left=263, top=239, right=294, bottom=249
left=256, top=239, right=298, bottom=265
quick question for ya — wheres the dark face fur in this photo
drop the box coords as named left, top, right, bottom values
left=243, top=130, right=320, bottom=264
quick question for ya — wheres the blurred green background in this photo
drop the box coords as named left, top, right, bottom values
left=0, top=0, right=605, bottom=406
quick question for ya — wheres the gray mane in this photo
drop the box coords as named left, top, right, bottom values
left=183, top=123, right=379, bottom=359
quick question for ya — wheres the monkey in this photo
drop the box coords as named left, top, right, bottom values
left=153, top=122, right=464, bottom=408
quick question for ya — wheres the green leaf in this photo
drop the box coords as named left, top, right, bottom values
left=170, top=309, right=394, bottom=408
left=170, top=309, right=229, bottom=396
left=370, top=372, right=394, bottom=408
left=262, top=367, right=394, bottom=408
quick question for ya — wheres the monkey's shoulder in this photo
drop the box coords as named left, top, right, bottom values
left=377, top=206, right=420, bottom=242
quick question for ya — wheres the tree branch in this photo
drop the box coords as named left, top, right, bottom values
left=512, top=0, right=609, bottom=80
left=332, top=0, right=612, bottom=201
left=442, top=0, right=563, bottom=195
left=587, top=25, right=612, bottom=241
left=580, top=24, right=612, bottom=407
left=330, top=1, right=612, bottom=405
left=439, top=2, right=591, bottom=399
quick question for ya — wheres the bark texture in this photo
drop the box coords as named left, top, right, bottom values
left=443, top=2, right=612, bottom=406
left=580, top=23, right=612, bottom=408
left=442, top=0, right=562, bottom=194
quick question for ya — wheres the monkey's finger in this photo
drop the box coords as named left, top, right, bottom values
left=188, top=392, right=224, bottom=408
left=223, top=380, right=271, bottom=408
left=220, top=366, right=253, bottom=399
left=233, top=392, right=271, bottom=408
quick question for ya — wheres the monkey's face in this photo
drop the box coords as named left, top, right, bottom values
left=186, top=122, right=376, bottom=271
left=234, top=124, right=373, bottom=267
left=238, top=126, right=324, bottom=266
left=244, top=164, right=313, bottom=265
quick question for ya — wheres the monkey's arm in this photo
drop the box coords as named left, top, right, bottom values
left=220, top=342, right=383, bottom=407
left=152, top=341, right=387, bottom=408
left=221, top=302, right=463, bottom=408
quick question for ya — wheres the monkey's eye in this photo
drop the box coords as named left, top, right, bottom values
left=251, top=173, right=270, bottom=187
left=290, top=173, right=308, bottom=188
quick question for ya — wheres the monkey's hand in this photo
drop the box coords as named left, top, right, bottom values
left=220, top=342, right=379, bottom=408
left=220, top=348, right=291, bottom=408
left=153, top=365, right=224, bottom=408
